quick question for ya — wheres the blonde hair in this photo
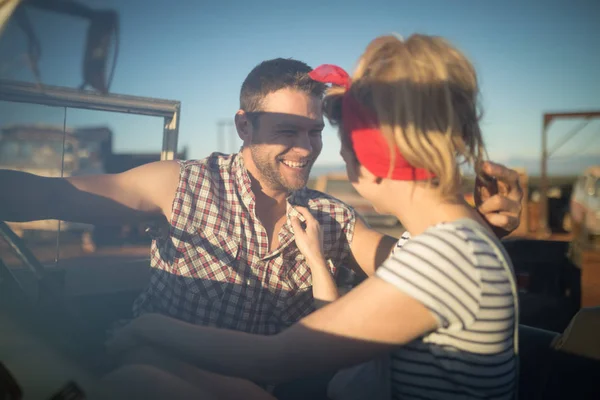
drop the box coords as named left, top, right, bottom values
left=323, top=34, right=487, bottom=198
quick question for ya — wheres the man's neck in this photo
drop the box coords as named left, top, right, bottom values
left=251, top=179, right=289, bottom=214
left=241, top=153, right=290, bottom=252
left=241, top=149, right=289, bottom=218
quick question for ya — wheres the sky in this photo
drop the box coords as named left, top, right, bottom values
left=0, top=0, right=599, bottom=175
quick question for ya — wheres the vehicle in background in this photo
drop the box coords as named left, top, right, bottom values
left=570, top=165, right=600, bottom=250
left=312, top=172, right=399, bottom=227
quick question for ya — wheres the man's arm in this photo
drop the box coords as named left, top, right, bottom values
left=0, top=161, right=181, bottom=225
left=475, top=161, right=524, bottom=238
left=346, top=215, right=398, bottom=278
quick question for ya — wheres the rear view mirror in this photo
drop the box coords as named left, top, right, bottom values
left=2, top=1, right=119, bottom=94
left=81, top=10, right=119, bottom=94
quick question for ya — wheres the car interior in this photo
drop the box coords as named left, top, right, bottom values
left=1, top=1, right=600, bottom=399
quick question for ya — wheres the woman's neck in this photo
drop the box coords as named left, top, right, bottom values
left=388, top=186, right=487, bottom=237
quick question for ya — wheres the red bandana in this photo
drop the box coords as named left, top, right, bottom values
left=309, top=64, right=434, bottom=181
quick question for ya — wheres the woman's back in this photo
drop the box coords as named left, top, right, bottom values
left=378, top=220, right=518, bottom=399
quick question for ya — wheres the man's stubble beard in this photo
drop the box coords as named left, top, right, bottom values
left=248, top=144, right=312, bottom=192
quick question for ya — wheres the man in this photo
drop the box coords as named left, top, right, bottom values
left=0, top=57, right=522, bottom=337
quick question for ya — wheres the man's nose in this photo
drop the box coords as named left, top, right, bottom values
left=294, top=132, right=313, bottom=154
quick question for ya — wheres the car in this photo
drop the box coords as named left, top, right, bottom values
left=312, top=172, right=399, bottom=227
left=569, top=165, right=600, bottom=247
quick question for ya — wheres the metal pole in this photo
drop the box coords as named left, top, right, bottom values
left=217, top=121, right=225, bottom=153
left=538, top=117, right=551, bottom=238
left=229, top=121, right=237, bottom=154
left=161, top=108, right=180, bottom=161
left=0, top=79, right=180, bottom=118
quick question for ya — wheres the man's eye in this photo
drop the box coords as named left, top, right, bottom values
left=278, top=130, right=296, bottom=135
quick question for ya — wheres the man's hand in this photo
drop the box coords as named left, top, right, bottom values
left=106, top=314, right=158, bottom=358
left=348, top=215, right=399, bottom=278
left=475, top=161, right=524, bottom=239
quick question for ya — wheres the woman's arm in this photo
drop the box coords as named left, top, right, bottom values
left=290, top=206, right=339, bottom=307
left=309, top=259, right=339, bottom=308
left=118, top=276, right=437, bottom=384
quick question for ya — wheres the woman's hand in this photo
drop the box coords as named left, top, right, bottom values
left=291, top=206, right=327, bottom=268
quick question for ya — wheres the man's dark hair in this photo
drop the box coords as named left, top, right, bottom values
left=240, top=58, right=326, bottom=113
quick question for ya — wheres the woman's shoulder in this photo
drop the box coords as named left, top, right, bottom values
left=419, top=220, right=507, bottom=263
left=386, top=219, right=513, bottom=287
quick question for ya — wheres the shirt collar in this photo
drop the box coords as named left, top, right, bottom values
left=276, top=188, right=311, bottom=255
left=233, top=151, right=256, bottom=210
left=233, top=150, right=314, bottom=258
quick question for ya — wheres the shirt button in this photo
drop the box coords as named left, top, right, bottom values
left=246, top=279, right=251, bottom=286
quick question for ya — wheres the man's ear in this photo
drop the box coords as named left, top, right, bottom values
left=235, top=110, right=252, bottom=143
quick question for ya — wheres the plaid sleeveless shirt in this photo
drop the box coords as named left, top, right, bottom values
left=132, top=152, right=356, bottom=334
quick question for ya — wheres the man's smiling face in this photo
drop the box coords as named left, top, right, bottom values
left=245, top=88, right=324, bottom=192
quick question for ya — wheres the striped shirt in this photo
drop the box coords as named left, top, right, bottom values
left=377, top=220, right=517, bottom=399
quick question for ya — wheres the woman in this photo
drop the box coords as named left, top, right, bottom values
left=106, top=33, right=519, bottom=400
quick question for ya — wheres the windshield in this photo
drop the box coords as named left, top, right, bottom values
left=0, top=139, right=76, bottom=171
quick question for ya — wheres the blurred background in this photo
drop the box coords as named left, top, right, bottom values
left=0, top=0, right=598, bottom=301
left=1, top=5, right=600, bottom=398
